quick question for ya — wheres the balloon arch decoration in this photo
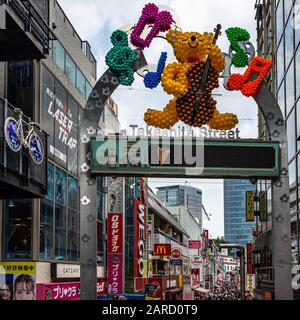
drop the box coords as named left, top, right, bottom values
left=79, top=3, right=292, bottom=300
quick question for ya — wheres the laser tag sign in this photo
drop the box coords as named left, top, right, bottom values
left=91, top=136, right=280, bottom=179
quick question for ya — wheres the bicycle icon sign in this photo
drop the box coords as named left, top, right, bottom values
left=4, top=108, right=45, bottom=165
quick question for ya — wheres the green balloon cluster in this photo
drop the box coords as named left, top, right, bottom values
left=105, top=30, right=137, bottom=86
left=225, top=27, right=250, bottom=68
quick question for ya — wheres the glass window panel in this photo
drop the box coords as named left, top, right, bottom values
left=55, top=168, right=67, bottom=205
left=285, top=0, right=294, bottom=22
left=76, top=69, right=86, bottom=97
left=41, top=66, right=55, bottom=159
left=297, top=102, right=300, bottom=150
left=68, top=176, right=78, bottom=210
left=289, top=160, right=297, bottom=214
left=52, top=40, right=65, bottom=71
left=97, top=222, right=104, bottom=253
left=296, top=46, right=300, bottom=100
left=286, top=60, right=295, bottom=114
left=287, top=110, right=296, bottom=161
left=277, top=38, right=285, bottom=85
left=285, top=14, right=294, bottom=66
left=67, top=209, right=78, bottom=261
left=46, top=162, right=54, bottom=201
left=7, top=60, right=34, bottom=119
left=277, top=82, right=286, bottom=118
left=54, top=80, right=68, bottom=168
left=86, top=81, right=92, bottom=100
left=55, top=204, right=66, bottom=260
left=276, top=0, right=284, bottom=47
left=4, top=199, right=32, bottom=259
left=295, top=0, right=300, bottom=47
left=66, top=95, right=78, bottom=175
left=39, top=199, right=54, bottom=259
left=65, top=54, right=76, bottom=86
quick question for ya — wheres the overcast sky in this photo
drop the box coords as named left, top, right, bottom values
left=60, top=0, right=258, bottom=238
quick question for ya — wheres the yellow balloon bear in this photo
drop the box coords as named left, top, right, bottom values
left=144, top=29, right=238, bottom=130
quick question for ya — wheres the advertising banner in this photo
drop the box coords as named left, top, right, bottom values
left=153, top=244, right=171, bottom=256
left=204, top=230, right=209, bottom=244
left=0, top=262, right=36, bottom=300
left=36, top=282, right=80, bottom=300
left=148, top=277, right=163, bottom=300
left=107, top=212, right=123, bottom=294
left=188, top=240, right=202, bottom=250
left=148, top=213, right=154, bottom=252
left=36, top=279, right=106, bottom=300
left=247, top=243, right=254, bottom=274
left=246, top=191, right=255, bottom=222
left=107, top=254, right=123, bottom=294
left=134, top=199, right=146, bottom=278
left=108, top=213, right=123, bottom=254
left=259, top=191, right=267, bottom=222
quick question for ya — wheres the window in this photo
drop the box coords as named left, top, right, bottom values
left=55, top=204, right=66, bottom=260
left=276, top=0, right=284, bottom=47
left=296, top=46, right=300, bottom=100
left=289, top=160, right=297, bottom=214
left=287, top=110, right=296, bottom=161
left=40, top=199, right=54, bottom=260
left=285, top=60, right=295, bottom=115
left=65, top=54, right=76, bottom=86
left=7, top=60, right=34, bottom=119
left=40, top=163, right=54, bottom=259
left=52, top=41, right=65, bottom=71
left=76, top=69, right=86, bottom=97
left=4, top=200, right=32, bottom=259
left=295, top=0, right=300, bottom=47
left=277, top=82, right=286, bottom=117
left=285, top=14, right=294, bottom=68
left=86, top=81, right=92, bottom=100
left=277, top=38, right=285, bottom=85
left=67, top=96, right=78, bottom=176
left=67, top=209, right=78, bottom=261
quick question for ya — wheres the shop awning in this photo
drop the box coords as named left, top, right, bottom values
left=193, top=287, right=210, bottom=294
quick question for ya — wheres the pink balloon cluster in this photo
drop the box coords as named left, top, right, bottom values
left=130, top=3, right=173, bottom=49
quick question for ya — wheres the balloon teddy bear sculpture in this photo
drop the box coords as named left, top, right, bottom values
left=144, top=28, right=239, bottom=130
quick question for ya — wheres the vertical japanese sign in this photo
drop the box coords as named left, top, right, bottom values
left=246, top=191, right=255, bottom=222
left=246, top=274, right=255, bottom=293
left=107, top=213, right=123, bottom=294
left=204, top=230, right=209, bottom=244
left=148, top=213, right=154, bottom=252
left=259, top=191, right=267, bottom=222
left=134, top=199, right=146, bottom=278
left=0, top=262, right=36, bottom=300
left=247, top=243, right=254, bottom=274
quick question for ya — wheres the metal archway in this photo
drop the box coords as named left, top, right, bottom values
left=79, top=52, right=293, bottom=302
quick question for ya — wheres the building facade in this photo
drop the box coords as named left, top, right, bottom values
left=156, top=185, right=203, bottom=230
left=0, top=0, right=115, bottom=299
left=224, top=180, right=255, bottom=246
left=255, top=0, right=300, bottom=299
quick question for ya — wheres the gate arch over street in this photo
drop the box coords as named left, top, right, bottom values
left=78, top=11, right=292, bottom=301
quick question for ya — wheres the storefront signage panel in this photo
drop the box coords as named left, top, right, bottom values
left=134, top=199, right=146, bottom=277
left=41, top=66, right=79, bottom=175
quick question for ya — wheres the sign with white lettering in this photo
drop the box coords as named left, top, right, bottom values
left=134, top=199, right=146, bottom=278
left=55, top=264, right=80, bottom=278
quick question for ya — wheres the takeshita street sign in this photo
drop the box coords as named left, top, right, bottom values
left=91, top=136, right=280, bottom=179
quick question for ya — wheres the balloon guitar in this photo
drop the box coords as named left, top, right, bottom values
left=105, top=3, right=272, bottom=130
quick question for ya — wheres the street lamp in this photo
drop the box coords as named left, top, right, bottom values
left=220, top=244, right=245, bottom=300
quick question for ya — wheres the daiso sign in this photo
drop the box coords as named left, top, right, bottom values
left=134, top=199, right=146, bottom=277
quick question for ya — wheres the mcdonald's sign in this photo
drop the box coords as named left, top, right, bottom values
left=153, top=244, right=171, bottom=256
